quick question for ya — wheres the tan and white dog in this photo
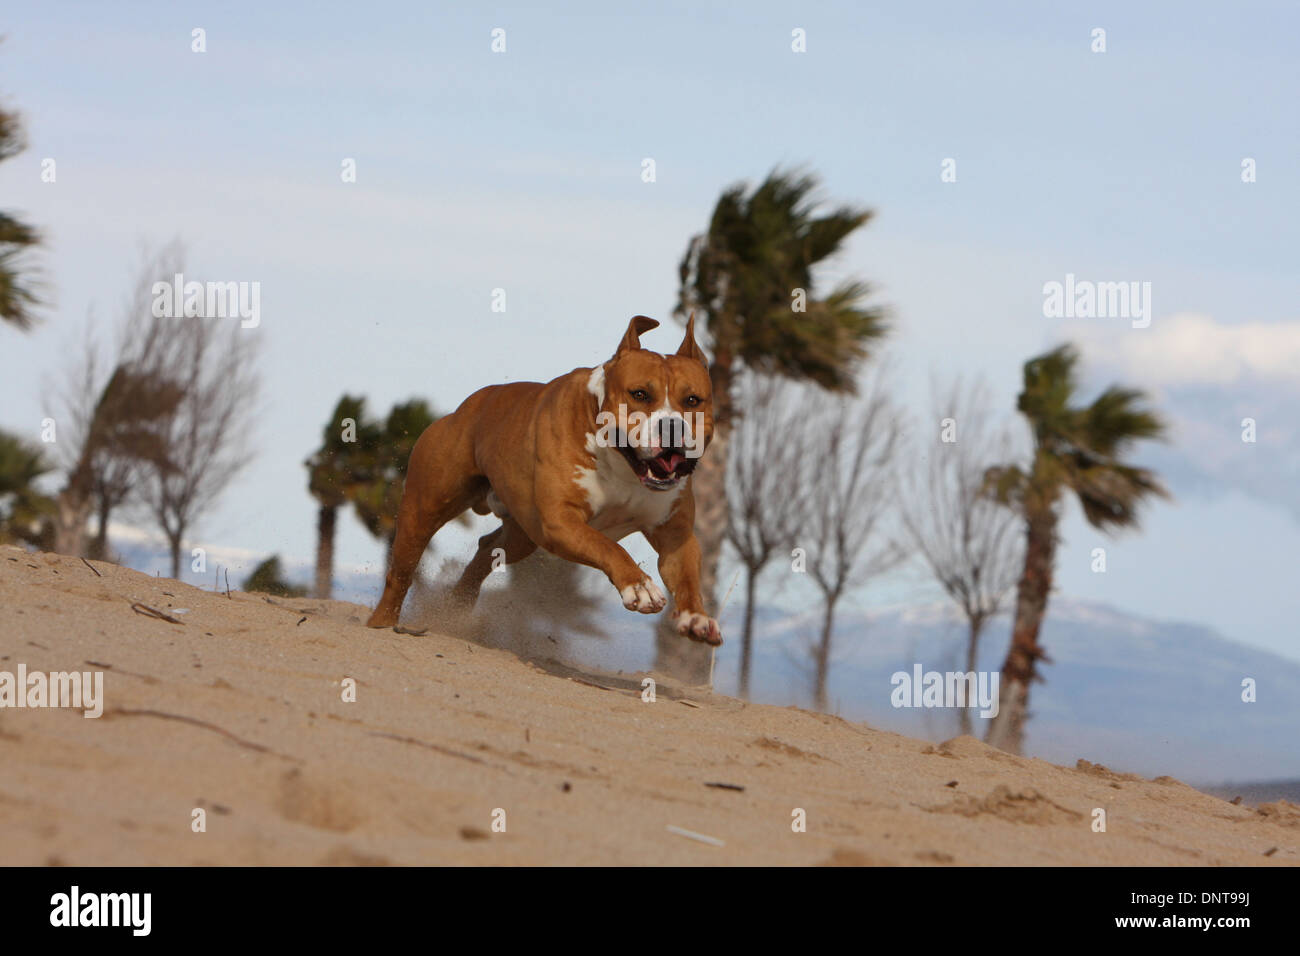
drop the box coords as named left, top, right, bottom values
left=366, top=315, right=722, bottom=646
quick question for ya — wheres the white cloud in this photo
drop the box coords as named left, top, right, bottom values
left=1072, top=313, right=1300, bottom=389
left=1069, top=313, right=1300, bottom=522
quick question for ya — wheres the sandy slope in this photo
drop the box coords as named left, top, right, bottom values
left=1, top=546, right=1295, bottom=866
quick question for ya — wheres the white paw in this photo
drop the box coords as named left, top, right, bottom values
left=676, top=611, right=722, bottom=646
left=620, top=577, right=667, bottom=614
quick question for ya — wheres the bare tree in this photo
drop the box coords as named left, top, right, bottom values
left=140, top=293, right=260, bottom=579
left=898, top=377, right=1023, bottom=735
left=802, top=375, right=903, bottom=711
left=725, top=373, right=807, bottom=698
left=47, top=246, right=191, bottom=558
left=46, top=244, right=259, bottom=572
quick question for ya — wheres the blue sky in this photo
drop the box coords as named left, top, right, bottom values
left=3, top=2, right=1299, bottom=663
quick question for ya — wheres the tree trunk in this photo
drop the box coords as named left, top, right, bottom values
left=985, top=507, right=1056, bottom=754
left=168, top=531, right=183, bottom=581
left=958, top=614, right=985, bottom=736
left=814, top=594, right=837, bottom=712
left=738, top=565, right=758, bottom=699
left=315, top=504, right=337, bottom=599
left=89, top=496, right=112, bottom=562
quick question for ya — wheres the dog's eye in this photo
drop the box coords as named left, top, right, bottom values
left=684, top=394, right=701, bottom=407
left=630, top=389, right=650, bottom=402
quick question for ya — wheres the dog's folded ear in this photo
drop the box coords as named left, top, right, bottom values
left=676, top=311, right=707, bottom=364
left=615, top=315, right=660, bottom=356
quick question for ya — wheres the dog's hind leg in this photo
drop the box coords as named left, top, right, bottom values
left=366, top=494, right=475, bottom=628
left=366, top=422, right=484, bottom=628
left=448, top=516, right=537, bottom=610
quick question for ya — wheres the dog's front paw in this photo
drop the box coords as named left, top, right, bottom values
left=676, top=610, right=722, bottom=646
left=620, top=577, right=667, bottom=614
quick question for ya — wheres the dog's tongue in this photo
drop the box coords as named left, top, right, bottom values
left=648, top=451, right=685, bottom=478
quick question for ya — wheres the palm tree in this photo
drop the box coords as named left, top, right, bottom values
left=305, top=395, right=377, bottom=599
left=669, top=167, right=888, bottom=681
left=983, top=344, right=1167, bottom=753
left=0, top=101, right=41, bottom=330
left=244, top=555, right=309, bottom=598
left=347, top=399, right=437, bottom=557
left=0, top=430, right=54, bottom=546
left=307, top=397, right=462, bottom=599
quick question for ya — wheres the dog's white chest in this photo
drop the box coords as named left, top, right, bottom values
left=574, top=440, right=681, bottom=540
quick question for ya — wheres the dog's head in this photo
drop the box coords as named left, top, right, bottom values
left=588, top=314, right=714, bottom=491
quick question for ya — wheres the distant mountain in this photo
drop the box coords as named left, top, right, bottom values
left=1200, top=780, right=1300, bottom=807
left=104, top=526, right=1299, bottom=787
left=718, top=599, right=1300, bottom=787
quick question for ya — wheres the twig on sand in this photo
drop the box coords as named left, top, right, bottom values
left=263, top=596, right=307, bottom=613
left=368, top=731, right=489, bottom=766
left=262, top=596, right=315, bottom=615
left=568, top=676, right=617, bottom=692
left=666, top=825, right=725, bottom=847
left=80, top=557, right=102, bottom=577
left=130, top=602, right=185, bottom=625
left=677, top=699, right=700, bottom=708
left=110, top=707, right=296, bottom=761
left=704, top=782, right=745, bottom=792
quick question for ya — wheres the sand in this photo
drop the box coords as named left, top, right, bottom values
left=1, top=545, right=1295, bottom=866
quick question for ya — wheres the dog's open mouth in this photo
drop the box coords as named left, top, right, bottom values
left=618, top=442, right=697, bottom=489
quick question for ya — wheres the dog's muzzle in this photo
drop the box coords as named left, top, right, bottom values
left=618, top=417, right=700, bottom=490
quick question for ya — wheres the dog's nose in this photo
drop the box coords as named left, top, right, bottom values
left=657, top=415, right=687, bottom=449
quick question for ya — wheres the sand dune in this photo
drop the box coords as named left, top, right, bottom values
left=1, top=546, right=1295, bottom=866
